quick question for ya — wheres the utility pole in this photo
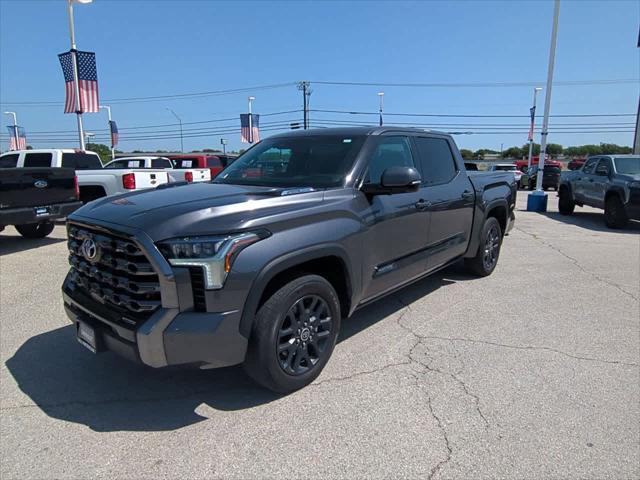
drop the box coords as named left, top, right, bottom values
left=527, top=87, right=543, bottom=171
left=528, top=0, right=560, bottom=212
left=166, top=108, right=183, bottom=152
left=298, top=81, right=311, bottom=129
left=99, top=105, right=114, bottom=160
left=66, top=0, right=86, bottom=150
left=220, top=138, right=227, bottom=155
left=3, top=111, right=18, bottom=150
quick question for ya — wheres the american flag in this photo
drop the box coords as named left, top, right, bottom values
left=6, top=126, right=26, bottom=150
left=527, top=106, right=536, bottom=141
left=109, top=120, right=119, bottom=147
left=58, top=50, right=99, bottom=113
left=240, top=113, right=260, bottom=143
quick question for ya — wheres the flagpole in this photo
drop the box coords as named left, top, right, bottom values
left=67, top=0, right=85, bottom=150
left=99, top=105, right=114, bottom=159
left=248, top=96, right=255, bottom=143
left=378, top=92, right=384, bottom=126
left=527, top=87, right=542, bottom=172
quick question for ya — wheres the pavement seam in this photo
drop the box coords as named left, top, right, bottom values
left=514, top=225, right=639, bottom=301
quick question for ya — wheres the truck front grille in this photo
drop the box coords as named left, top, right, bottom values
left=67, top=224, right=161, bottom=323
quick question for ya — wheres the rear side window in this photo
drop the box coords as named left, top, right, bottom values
left=0, top=154, right=19, bottom=168
left=544, top=166, right=561, bottom=173
left=23, top=153, right=53, bottom=167
left=414, top=137, right=457, bottom=185
left=583, top=158, right=598, bottom=174
left=61, top=152, right=102, bottom=169
left=206, top=157, right=222, bottom=167
left=172, top=157, right=199, bottom=169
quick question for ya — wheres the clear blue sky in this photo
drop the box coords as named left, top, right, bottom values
left=1, top=0, right=638, bottom=153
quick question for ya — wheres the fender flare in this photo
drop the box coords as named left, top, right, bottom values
left=239, top=243, right=357, bottom=338
left=605, top=186, right=625, bottom=203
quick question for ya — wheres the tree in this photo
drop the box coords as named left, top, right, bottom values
left=86, top=143, right=112, bottom=163
left=502, top=146, right=523, bottom=159
left=459, top=148, right=473, bottom=159
left=546, top=143, right=563, bottom=157
left=521, top=143, right=540, bottom=156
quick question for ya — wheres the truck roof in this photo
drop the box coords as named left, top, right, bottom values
left=1, top=148, right=99, bottom=155
left=269, top=126, right=450, bottom=138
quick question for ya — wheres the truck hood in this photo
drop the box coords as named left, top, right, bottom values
left=70, top=182, right=327, bottom=241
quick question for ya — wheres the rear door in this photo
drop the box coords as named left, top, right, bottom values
left=574, top=157, right=599, bottom=205
left=360, top=135, right=431, bottom=301
left=413, top=135, right=475, bottom=270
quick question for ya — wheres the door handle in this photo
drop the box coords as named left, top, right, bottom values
left=415, top=199, right=430, bottom=211
left=461, top=190, right=473, bottom=199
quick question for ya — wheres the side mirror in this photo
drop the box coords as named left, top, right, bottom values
left=362, top=166, right=422, bottom=195
left=595, top=165, right=610, bottom=176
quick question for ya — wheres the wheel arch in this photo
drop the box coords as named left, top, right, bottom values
left=239, top=245, right=355, bottom=338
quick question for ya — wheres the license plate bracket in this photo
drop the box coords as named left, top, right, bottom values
left=34, top=206, right=51, bottom=217
left=76, top=321, right=98, bottom=353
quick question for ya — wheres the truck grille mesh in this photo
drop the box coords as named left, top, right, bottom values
left=67, top=224, right=161, bottom=322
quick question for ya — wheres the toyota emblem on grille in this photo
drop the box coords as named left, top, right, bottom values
left=34, top=180, right=48, bottom=188
left=80, top=238, right=100, bottom=262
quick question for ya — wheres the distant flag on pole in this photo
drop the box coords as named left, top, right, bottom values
left=240, top=113, right=260, bottom=143
left=109, top=120, right=119, bottom=148
left=527, top=106, right=536, bottom=141
left=6, top=126, right=26, bottom=151
left=58, top=50, right=99, bottom=113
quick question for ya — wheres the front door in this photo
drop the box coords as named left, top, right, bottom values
left=413, top=135, right=475, bottom=270
left=358, top=135, right=431, bottom=301
left=591, top=158, right=612, bottom=208
left=574, top=157, right=599, bottom=204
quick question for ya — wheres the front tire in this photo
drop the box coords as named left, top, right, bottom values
left=15, top=222, right=55, bottom=239
left=558, top=187, right=575, bottom=215
left=604, top=195, right=628, bottom=229
left=465, top=217, right=502, bottom=277
left=243, top=274, right=341, bottom=393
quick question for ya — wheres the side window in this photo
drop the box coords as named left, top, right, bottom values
left=151, top=158, right=169, bottom=168
left=414, top=137, right=457, bottom=185
left=23, top=153, right=53, bottom=167
left=366, top=136, right=415, bottom=184
left=596, top=158, right=612, bottom=174
left=105, top=160, right=127, bottom=169
left=583, top=158, right=598, bottom=174
left=0, top=154, right=19, bottom=168
left=207, top=157, right=222, bottom=168
left=61, top=153, right=102, bottom=169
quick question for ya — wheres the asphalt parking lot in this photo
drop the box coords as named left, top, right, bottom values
left=1, top=191, right=638, bottom=480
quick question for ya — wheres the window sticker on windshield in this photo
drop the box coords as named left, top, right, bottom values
left=343, top=139, right=352, bottom=143
left=128, top=161, right=140, bottom=167
left=183, top=160, right=193, bottom=167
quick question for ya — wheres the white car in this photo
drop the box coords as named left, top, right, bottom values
left=0, top=149, right=169, bottom=202
left=488, top=163, right=522, bottom=185
left=104, top=156, right=211, bottom=183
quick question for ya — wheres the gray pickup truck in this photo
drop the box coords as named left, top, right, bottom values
left=62, top=127, right=516, bottom=392
left=558, top=154, right=640, bottom=228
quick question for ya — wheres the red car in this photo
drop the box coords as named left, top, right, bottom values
left=567, top=157, right=586, bottom=170
left=515, top=156, right=561, bottom=172
left=166, top=154, right=236, bottom=178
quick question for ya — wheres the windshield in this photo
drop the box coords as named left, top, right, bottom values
left=214, top=135, right=366, bottom=188
left=494, top=165, right=516, bottom=171
left=614, top=157, right=640, bottom=175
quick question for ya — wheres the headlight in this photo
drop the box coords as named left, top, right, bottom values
left=158, top=231, right=267, bottom=289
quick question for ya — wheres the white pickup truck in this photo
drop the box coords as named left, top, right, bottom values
left=104, top=156, right=211, bottom=183
left=0, top=149, right=169, bottom=202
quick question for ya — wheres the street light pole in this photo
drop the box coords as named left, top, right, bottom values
left=248, top=96, right=255, bottom=143
left=3, top=111, right=18, bottom=150
left=220, top=138, right=227, bottom=155
left=527, top=87, right=543, bottom=171
left=378, top=92, right=384, bottom=126
left=66, top=0, right=85, bottom=150
left=166, top=108, right=183, bottom=152
left=99, top=105, right=114, bottom=160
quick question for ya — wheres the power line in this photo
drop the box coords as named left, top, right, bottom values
left=311, top=79, right=639, bottom=88
left=310, top=109, right=636, bottom=118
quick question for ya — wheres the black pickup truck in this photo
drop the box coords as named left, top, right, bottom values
left=0, top=168, right=82, bottom=238
left=62, top=127, right=516, bottom=392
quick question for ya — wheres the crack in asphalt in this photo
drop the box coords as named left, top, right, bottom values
left=515, top=225, right=639, bottom=301
left=424, top=335, right=640, bottom=368
left=310, top=359, right=412, bottom=387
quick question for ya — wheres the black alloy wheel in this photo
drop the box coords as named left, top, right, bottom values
left=482, top=223, right=501, bottom=272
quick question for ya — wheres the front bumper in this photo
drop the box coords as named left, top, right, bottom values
left=61, top=218, right=249, bottom=369
left=0, top=200, right=82, bottom=226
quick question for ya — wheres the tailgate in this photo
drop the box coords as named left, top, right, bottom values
left=0, top=168, right=77, bottom=209
left=190, top=168, right=211, bottom=182
left=133, top=170, right=169, bottom=189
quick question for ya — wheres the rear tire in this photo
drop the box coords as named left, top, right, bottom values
left=15, top=222, right=55, bottom=239
left=558, top=187, right=575, bottom=215
left=465, top=217, right=502, bottom=277
left=604, top=195, right=628, bottom=229
left=243, top=274, right=341, bottom=393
